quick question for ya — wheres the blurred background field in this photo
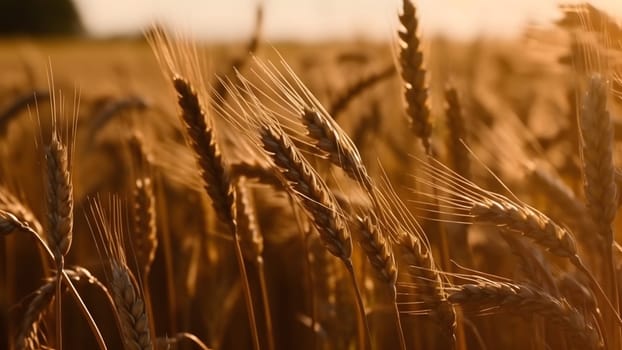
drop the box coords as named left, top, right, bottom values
left=2, top=1, right=622, bottom=350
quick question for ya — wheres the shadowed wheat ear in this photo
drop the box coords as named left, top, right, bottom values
left=527, top=163, right=599, bottom=255
left=527, top=163, right=589, bottom=228
left=448, top=281, right=601, bottom=350
left=127, top=133, right=157, bottom=278
left=0, top=186, right=43, bottom=236
left=398, top=0, right=432, bottom=155
left=0, top=89, right=49, bottom=137
left=131, top=177, right=157, bottom=278
left=501, top=233, right=558, bottom=295
left=329, top=63, right=396, bottom=121
left=88, top=198, right=153, bottom=350
left=579, top=74, right=619, bottom=349
left=579, top=75, right=616, bottom=246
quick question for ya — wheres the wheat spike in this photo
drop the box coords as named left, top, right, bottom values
left=449, top=281, right=601, bottom=349
left=398, top=0, right=432, bottom=154
left=173, top=76, right=235, bottom=232
left=260, top=125, right=352, bottom=262
left=45, top=133, right=73, bottom=261
left=132, top=177, right=157, bottom=277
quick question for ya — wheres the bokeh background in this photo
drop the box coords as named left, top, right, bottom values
left=2, top=0, right=622, bottom=40
left=2, top=1, right=622, bottom=350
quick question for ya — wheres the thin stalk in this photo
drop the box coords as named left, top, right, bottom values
left=604, top=246, right=620, bottom=349
left=156, top=174, right=178, bottom=334
left=345, top=261, right=371, bottom=350
left=292, top=196, right=318, bottom=349
left=303, top=230, right=318, bottom=350
left=1, top=237, right=11, bottom=350
left=393, top=298, right=407, bottom=350
left=427, top=157, right=462, bottom=350
left=61, top=272, right=108, bottom=350
left=427, top=157, right=452, bottom=274
left=25, top=225, right=107, bottom=350
left=142, top=272, right=157, bottom=348
left=257, top=259, right=275, bottom=350
left=56, top=258, right=63, bottom=350
left=232, top=231, right=261, bottom=350
left=170, top=332, right=212, bottom=350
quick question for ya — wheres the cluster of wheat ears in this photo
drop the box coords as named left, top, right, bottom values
left=3, top=1, right=622, bottom=349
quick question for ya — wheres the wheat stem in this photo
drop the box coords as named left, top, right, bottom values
left=345, top=261, right=372, bottom=350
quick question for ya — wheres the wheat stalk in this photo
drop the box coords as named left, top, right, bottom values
left=444, top=86, right=469, bottom=180
left=16, top=267, right=103, bottom=350
left=235, top=177, right=275, bottom=350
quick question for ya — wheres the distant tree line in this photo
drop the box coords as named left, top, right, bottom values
left=0, top=0, right=83, bottom=35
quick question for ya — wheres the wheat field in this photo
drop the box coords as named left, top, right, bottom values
left=2, top=2, right=622, bottom=350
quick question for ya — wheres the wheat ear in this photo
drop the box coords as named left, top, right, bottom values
left=449, top=281, right=601, bottom=350
left=579, top=74, right=619, bottom=348
left=329, top=64, right=396, bottom=120
left=414, top=157, right=622, bottom=333
left=173, top=75, right=262, bottom=350
left=301, top=108, right=373, bottom=191
left=45, top=133, right=73, bottom=263
left=259, top=125, right=371, bottom=348
left=173, top=77, right=235, bottom=230
left=0, top=90, right=49, bottom=137
left=260, top=125, right=352, bottom=261
left=131, top=177, right=157, bottom=278
left=0, top=186, right=43, bottom=236
left=88, top=199, right=153, bottom=350
left=580, top=75, right=617, bottom=245
left=355, top=214, right=405, bottom=350
left=44, top=105, right=75, bottom=350
left=398, top=0, right=432, bottom=154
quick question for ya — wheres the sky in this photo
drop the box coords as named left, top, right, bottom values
left=73, top=0, right=622, bottom=41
